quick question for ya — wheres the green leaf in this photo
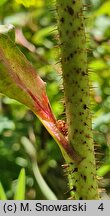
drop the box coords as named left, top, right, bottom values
left=94, top=1, right=110, bottom=16
left=0, top=26, right=54, bottom=121
left=14, top=168, right=25, bottom=200
left=15, top=0, right=43, bottom=8
left=32, top=26, right=55, bottom=45
left=0, top=182, right=7, bottom=200
left=97, top=164, right=110, bottom=177
left=0, top=0, right=8, bottom=6
left=0, top=25, right=79, bottom=163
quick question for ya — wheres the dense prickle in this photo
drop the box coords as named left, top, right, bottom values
left=56, top=0, right=99, bottom=199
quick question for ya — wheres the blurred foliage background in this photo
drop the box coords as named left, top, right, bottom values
left=0, top=0, right=110, bottom=199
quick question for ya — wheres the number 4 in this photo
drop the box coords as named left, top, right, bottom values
left=98, top=203, right=104, bottom=211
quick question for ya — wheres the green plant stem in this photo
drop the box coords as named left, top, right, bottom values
left=0, top=182, right=7, bottom=200
left=21, top=136, right=57, bottom=200
left=56, top=0, right=99, bottom=199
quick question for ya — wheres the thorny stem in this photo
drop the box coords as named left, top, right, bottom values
left=56, top=0, right=99, bottom=199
